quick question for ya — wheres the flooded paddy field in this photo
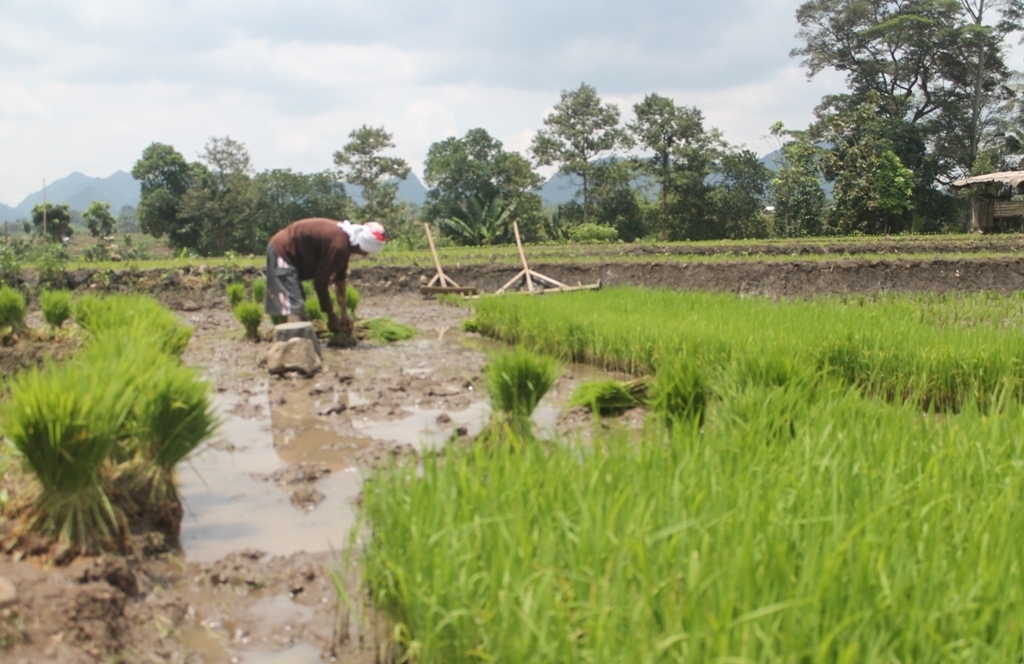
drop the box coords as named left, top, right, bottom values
left=0, top=292, right=637, bottom=663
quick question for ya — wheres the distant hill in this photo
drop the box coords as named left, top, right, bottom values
left=346, top=173, right=428, bottom=207
left=0, top=171, right=140, bottom=223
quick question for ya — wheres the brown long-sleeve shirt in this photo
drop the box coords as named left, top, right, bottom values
left=269, top=218, right=352, bottom=313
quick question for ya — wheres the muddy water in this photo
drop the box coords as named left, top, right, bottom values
left=177, top=392, right=364, bottom=562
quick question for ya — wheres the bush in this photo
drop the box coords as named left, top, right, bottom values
left=0, top=286, right=26, bottom=330
left=40, top=289, right=73, bottom=329
left=226, top=282, right=247, bottom=308
left=37, top=244, right=68, bottom=287
left=0, top=243, right=21, bottom=286
left=233, top=301, right=264, bottom=341
left=570, top=223, right=619, bottom=244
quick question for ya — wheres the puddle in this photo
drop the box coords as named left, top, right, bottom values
left=177, top=394, right=361, bottom=562
left=353, top=401, right=492, bottom=450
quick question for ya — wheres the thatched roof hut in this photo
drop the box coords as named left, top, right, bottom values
left=950, top=171, right=1024, bottom=232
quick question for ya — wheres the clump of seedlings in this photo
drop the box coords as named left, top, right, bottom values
left=0, top=295, right=216, bottom=559
left=251, top=278, right=267, bottom=304
left=233, top=301, right=264, bottom=341
left=74, top=294, right=192, bottom=357
left=0, top=285, right=26, bottom=334
left=570, top=377, right=650, bottom=416
left=345, top=284, right=361, bottom=317
left=226, top=281, right=247, bottom=308
left=361, top=317, right=416, bottom=343
left=482, top=346, right=561, bottom=441
left=39, top=289, right=73, bottom=329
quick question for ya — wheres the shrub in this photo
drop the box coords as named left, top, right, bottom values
left=233, top=301, right=264, bottom=341
left=251, top=278, right=266, bottom=304
left=37, top=244, right=68, bottom=287
left=569, top=223, right=619, bottom=244
left=0, top=243, right=20, bottom=286
left=226, top=282, right=246, bottom=308
left=0, top=285, right=26, bottom=330
left=40, top=289, right=73, bottom=329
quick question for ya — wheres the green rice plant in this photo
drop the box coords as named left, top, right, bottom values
left=345, top=284, right=361, bottom=318
left=648, top=353, right=709, bottom=425
left=0, top=285, right=26, bottom=331
left=251, top=277, right=266, bottom=304
left=118, top=359, right=218, bottom=510
left=233, top=301, right=264, bottom=341
left=361, top=317, right=415, bottom=343
left=225, top=281, right=246, bottom=308
left=358, top=388, right=1024, bottom=662
left=39, top=289, right=73, bottom=329
left=1, top=357, right=134, bottom=552
left=569, top=378, right=640, bottom=415
left=74, top=294, right=192, bottom=357
left=305, top=297, right=326, bottom=323
left=484, top=347, right=560, bottom=439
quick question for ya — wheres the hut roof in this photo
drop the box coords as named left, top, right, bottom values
left=950, top=171, right=1024, bottom=192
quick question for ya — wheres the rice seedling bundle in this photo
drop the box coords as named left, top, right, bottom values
left=74, top=294, right=192, bottom=357
left=1, top=357, right=135, bottom=550
left=0, top=285, right=26, bottom=330
left=361, top=317, right=416, bottom=343
left=225, top=281, right=246, bottom=308
left=304, top=297, right=326, bottom=323
left=232, top=301, right=264, bottom=341
left=39, top=289, right=73, bottom=329
left=346, top=284, right=360, bottom=317
left=251, top=277, right=266, bottom=304
left=569, top=379, right=640, bottom=415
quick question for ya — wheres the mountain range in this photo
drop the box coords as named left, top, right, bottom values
left=0, top=151, right=785, bottom=224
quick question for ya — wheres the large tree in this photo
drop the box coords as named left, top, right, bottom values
left=628, top=94, right=724, bottom=240
left=132, top=142, right=198, bottom=250
left=793, top=0, right=1022, bottom=180
left=333, top=125, right=410, bottom=223
left=82, top=201, right=117, bottom=239
left=767, top=124, right=828, bottom=238
left=531, top=83, right=630, bottom=225
left=424, top=128, right=543, bottom=245
left=30, top=203, right=73, bottom=242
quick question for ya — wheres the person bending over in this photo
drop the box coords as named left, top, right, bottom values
left=264, top=218, right=386, bottom=335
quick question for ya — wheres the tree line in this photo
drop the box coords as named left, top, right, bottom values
left=121, top=0, right=1024, bottom=255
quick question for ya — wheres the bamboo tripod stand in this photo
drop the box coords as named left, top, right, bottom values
left=495, top=221, right=601, bottom=295
left=419, top=223, right=478, bottom=296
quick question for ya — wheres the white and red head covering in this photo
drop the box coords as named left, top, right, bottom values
left=338, top=220, right=387, bottom=254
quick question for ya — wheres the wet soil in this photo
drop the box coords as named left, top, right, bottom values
left=3, top=245, right=1024, bottom=662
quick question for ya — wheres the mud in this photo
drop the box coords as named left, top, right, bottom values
left=3, top=245, right=1024, bottom=662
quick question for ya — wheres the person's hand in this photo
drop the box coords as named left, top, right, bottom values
left=328, top=312, right=354, bottom=335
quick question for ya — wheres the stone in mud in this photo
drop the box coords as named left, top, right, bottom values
left=266, top=338, right=322, bottom=377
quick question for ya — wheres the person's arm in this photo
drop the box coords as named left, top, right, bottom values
left=329, top=277, right=353, bottom=335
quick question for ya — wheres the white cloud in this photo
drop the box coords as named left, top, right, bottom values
left=0, top=0, right=848, bottom=206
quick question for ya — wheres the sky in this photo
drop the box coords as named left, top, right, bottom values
left=0, top=0, right=847, bottom=206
